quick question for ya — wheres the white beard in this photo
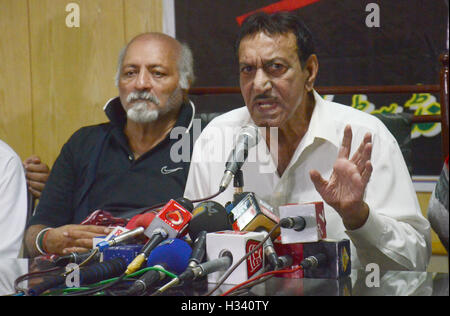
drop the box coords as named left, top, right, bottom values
left=125, top=87, right=183, bottom=123
left=127, top=101, right=159, bottom=123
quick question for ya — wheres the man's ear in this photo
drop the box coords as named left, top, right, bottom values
left=304, top=54, right=319, bottom=92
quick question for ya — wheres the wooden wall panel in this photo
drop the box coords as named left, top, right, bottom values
left=1, top=0, right=163, bottom=166
left=28, top=0, right=126, bottom=167
left=123, top=0, right=163, bottom=41
left=0, top=0, right=33, bottom=160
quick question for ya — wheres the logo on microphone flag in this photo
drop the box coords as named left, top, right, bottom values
left=246, top=239, right=264, bottom=278
left=165, top=210, right=184, bottom=226
left=160, top=200, right=192, bottom=231
left=340, top=243, right=350, bottom=274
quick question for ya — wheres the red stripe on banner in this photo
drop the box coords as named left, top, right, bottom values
left=236, top=0, right=320, bottom=25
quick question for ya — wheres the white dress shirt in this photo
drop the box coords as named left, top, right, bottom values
left=184, top=91, right=431, bottom=271
left=0, top=140, right=27, bottom=258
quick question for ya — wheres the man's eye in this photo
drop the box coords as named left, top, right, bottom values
left=153, top=71, right=165, bottom=78
left=266, top=63, right=287, bottom=75
left=240, top=66, right=254, bottom=74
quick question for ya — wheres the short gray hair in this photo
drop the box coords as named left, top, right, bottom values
left=114, top=41, right=195, bottom=89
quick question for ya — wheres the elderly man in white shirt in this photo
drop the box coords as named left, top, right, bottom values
left=0, top=140, right=27, bottom=258
left=184, top=11, right=431, bottom=271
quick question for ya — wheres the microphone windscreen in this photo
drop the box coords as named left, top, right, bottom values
left=189, top=201, right=233, bottom=242
left=175, top=197, right=194, bottom=212
left=146, top=238, right=192, bottom=274
left=126, top=211, right=157, bottom=230
left=80, top=257, right=127, bottom=285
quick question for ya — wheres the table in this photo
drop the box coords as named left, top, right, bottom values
left=1, top=258, right=448, bottom=296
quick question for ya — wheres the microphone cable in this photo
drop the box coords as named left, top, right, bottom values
left=137, top=191, right=222, bottom=215
left=223, top=265, right=273, bottom=296
left=221, top=253, right=328, bottom=296
left=191, top=190, right=222, bottom=203
left=14, top=265, right=63, bottom=295
left=63, top=272, right=127, bottom=296
left=44, top=266, right=177, bottom=296
left=14, top=249, right=100, bottom=295
left=62, top=248, right=100, bottom=277
left=220, top=265, right=303, bottom=297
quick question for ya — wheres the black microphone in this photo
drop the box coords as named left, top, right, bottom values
left=28, top=257, right=127, bottom=296
left=78, top=257, right=127, bottom=285
left=303, top=240, right=351, bottom=279
left=219, top=124, right=259, bottom=192
left=54, top=250, right=101, bottom=267
left=300, top=253, right=328, bottom=269
left=188, top=201, right=233, bottom=242
left=188, top=231, right=207, bottom=269
left=274, top=239, right=352, bottom=279
left=280, top=216, right=307, bottom=232
left=277, top=255, right=294, bottom=269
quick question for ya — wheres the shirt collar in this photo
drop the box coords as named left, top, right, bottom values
left=102, top=96, right=196, bottom=132
left=307, top=90, right=341, bottom=149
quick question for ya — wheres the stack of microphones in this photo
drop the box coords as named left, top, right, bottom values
left=23, top=124, right=351, bottom=296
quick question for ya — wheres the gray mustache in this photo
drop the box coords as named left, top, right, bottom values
left=127, top=91, right=160, bottom=105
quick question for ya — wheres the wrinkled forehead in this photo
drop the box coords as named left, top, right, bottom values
left=123, top=35, right=181, bottom=70
left=238, top=31, right=299, bottom=64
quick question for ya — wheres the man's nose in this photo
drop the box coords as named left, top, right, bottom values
left=252, top=68, right=272, bottom=94
left=135, top=69, right=153, bottom=91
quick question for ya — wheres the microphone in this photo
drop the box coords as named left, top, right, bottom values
left=274, top=239, right=351, bottom=279
left=187, top=231, right=207, bottom=269
left=300, top=253, right=328, bottom=270
left=126, top=238, right=192, bottom=295
left=182, top=251, right=233, bottom=280
left=125, top=199, right=193, bottom=275
left=229, top=192, right=281, bottom=268
left=277, top=255, right=294, bottom=269
left=258, top=230, right=279, bottom=269
left=279, top=216, right=307, bottom=232
left=229, top=192, right=280, bottom=239
left=126, top=211, right=157, bottom=230
left=205, top=230, right=266, bottom=285
left=154, top=202, right=234, bottom=294
left=219, top=124, right=259, bottom=192
left=54, top=250, right=101, bottom=267
left=55, top=227, right=145, bottom=267
left=154, top=250, right=234, bottom=295
left=279, top=202, right=327, bottom=244
left=96, top=227, right=145, bottom=251
left=302, top=239, right=351, bottom=279
left=188, top=201, right=233, bottom=242
left=28, top=257, right=127, bottom=296
left=143, top=198, right=193, bottom=240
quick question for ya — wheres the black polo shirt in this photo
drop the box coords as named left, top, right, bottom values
left=28, top=97, right=196, bottom=227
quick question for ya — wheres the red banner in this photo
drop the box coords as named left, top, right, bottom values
left=236, top=0, right=321, bottom=25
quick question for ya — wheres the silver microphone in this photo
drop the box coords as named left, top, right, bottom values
left=219, top=124, right=260, bottom=192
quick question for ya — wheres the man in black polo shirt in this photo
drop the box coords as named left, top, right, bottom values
left=24, top=33, right=196, bottom=257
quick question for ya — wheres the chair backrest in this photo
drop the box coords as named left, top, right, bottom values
left=373, top=112, right=413, bottom=174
